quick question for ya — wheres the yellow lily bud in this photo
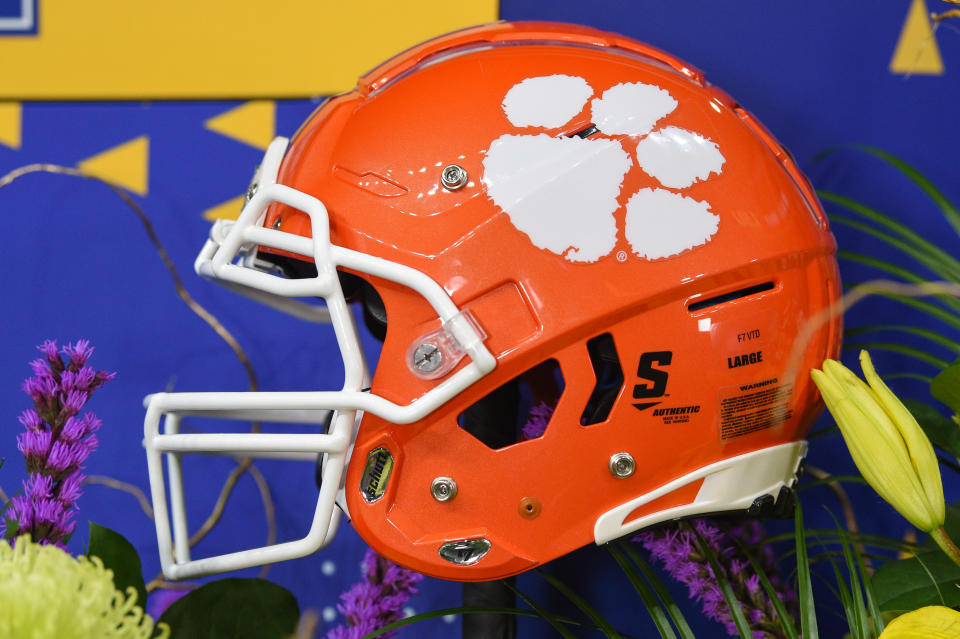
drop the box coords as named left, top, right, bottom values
left=877, top=606, right=960, bottom=638
left=810, top=350, right=944, bottom=533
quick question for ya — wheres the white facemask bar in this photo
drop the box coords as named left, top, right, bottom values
left=144, top=137, right=495, bottom=580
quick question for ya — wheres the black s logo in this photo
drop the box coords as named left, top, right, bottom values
left=633, top=351, right=672, bottom=411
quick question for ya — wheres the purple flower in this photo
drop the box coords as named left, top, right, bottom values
left=1, top=340, right=114, bottom=547
left=635, top=518, right=796, bottom=639
left=521, top=401, right=554, bottom=441
left=326, top=547, right=424, bottom=639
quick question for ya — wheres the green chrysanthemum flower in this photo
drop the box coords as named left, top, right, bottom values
left=0, top=535, right=169, bottom=639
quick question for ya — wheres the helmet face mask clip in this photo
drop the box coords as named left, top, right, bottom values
left=144, top=21, right=841, bottom=582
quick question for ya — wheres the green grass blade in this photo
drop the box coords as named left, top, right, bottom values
left=912, top=552, right=947, bottom=606
left=830, top=213, right=960, bottom=283
left=837, top=251, right=960, bottom=319
left=690, top=525, right=753, bottom=639
left=503, top=582, right=579, bottom=639
left=855, top=540, right=886, bottom=636
left=537, top=568, right=624, bottom=639
left=795, top=502, right=820, bottom=638
left=845, top=325, right=960, bottom=355
left=849, top=145, right=960, bottom=238
left=796, top=475, right=869, bottom=491
left=830, top=515, right=871, bottom=638
left=766, top=529, right=920, bottom=552
left=820, top=190, right=960, bottom=280
left=362, top=606, right=631, bottom=639
left=620, top=542, right=696, bottom=639
left=733, top=539, right=800, bottom=639
left=608, top=544, right=677, bottom=639
left=841, top=341, right=948, bottom=369
left=362, top=606, right=538, bottom=638
left=828, top=553, right=859, bottom=637
left=883, top=372, right=935, bottom=384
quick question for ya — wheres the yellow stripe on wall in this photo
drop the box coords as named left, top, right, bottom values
left=0, top=1, right=499, bottom=99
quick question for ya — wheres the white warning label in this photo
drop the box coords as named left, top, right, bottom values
left=719, top=377, right=793, bottom=440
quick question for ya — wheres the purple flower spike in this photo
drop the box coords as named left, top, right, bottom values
left=635, top=518, right=797, bottom=638
left=326, top=547, right=424, bottom=639
left=1, top=340, right=114, bottom=546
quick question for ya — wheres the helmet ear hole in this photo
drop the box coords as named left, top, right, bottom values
left=458, top=359, right=564, bottom=449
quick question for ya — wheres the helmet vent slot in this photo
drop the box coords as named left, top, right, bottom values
left=580, top=333, right=624, bottom=426
left=687, top=281, right=775, bottom=313
left=457, top=359, right=564, bottom=449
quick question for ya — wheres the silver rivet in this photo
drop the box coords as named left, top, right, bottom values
left=440, top=164, right=468, bottom=190
left=439, top=538, right=490, bottom=565
left=271, top=217, right=282, bottom=230
left=609, top=452, right=635, bottom=478
left=431, top=476, right=458, bottom=502
left=247, top=182, right=259, bottom=200
left=412, top=342, right=443, bottom=373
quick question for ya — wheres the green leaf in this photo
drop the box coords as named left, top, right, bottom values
left=3, top=515, right=18, bottom=540
left=904, top=399, right=960, bottom=459
left=158, top=578, right=299, bottom=639
left=608, top=544, right=677, bottom=639
left=619, top=542, right=696, bottom=639
left=537, top=568, right=623, bottom=638
left=871, top=550, right=960, bottom=612
left=1, top=478, right=22, bottom=541
left=795, top=502, right=820, bottom=638
left=87, top=522, right=147, bottom=609
left=932, top=360, right=960, bottom=417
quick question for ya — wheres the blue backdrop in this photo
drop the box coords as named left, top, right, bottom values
left=1, top=1, right=959, bottom=637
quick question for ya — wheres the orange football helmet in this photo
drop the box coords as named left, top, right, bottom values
left=144, top=21, right=841, bottom=582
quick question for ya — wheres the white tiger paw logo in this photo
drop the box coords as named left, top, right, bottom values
left=482, top=74, right=725, bottom=263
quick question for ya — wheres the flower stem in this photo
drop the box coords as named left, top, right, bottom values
left=931, top=526, right=960, bottom=569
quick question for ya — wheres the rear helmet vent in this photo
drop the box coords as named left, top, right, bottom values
left=688, top=281, right=776, bottom=313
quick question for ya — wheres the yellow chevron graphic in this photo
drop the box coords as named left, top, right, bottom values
left=77, top=136, right=150, bottom=196
left=0, top=102, right=22, bottom=149
left=202, top=194, right=246, bottom=222
left=890, top=0, right=944, bottom=75
left=205, top=101, right=276, bottom=150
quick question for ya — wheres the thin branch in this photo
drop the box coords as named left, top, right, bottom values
left=83, top=475, right=154, bottom=519
left=293, top=609, right=320, bottom=639
left=0, top=164, right=259, bottom=392
left=786, top=280, right=960, bottom=390
left=0, top=163, right=273, bottom=586
left=189, top=459, right=253, bottom=547
left=145, top=578, right=198, bottom=594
